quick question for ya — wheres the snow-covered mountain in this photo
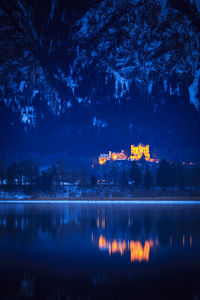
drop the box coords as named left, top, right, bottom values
left=0, top=0, right=200, bottom=162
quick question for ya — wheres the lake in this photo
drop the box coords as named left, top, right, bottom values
left=0, top=202, right=200, bottom=299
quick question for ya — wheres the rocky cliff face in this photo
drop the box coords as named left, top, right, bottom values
left=0, top=0, right=200, bottom=161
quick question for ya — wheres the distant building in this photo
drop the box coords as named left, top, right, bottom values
left=98, top=144, right=159, bottom=165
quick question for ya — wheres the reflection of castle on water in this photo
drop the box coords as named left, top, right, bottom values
left=0, top=206, right=194, bottom=262
left=95, top=215, right=158, bottom=262
left=98, top=235, right=157, bottom=262
left=93, top=214, right=194, bottom=263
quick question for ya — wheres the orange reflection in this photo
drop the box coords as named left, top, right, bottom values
left=130, top=240, right=154, bottom=262
left=98, top=235, right=155, bottom=262
left=96, top=217, right=99, bottom=228
left=170, top=235, right=192, bottom=247
left=190, top=235, right=192, bottom=247
left=102, top=218, right=105, bottom=229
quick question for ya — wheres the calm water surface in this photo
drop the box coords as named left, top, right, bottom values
left=0, top=202, right=200, bottom=299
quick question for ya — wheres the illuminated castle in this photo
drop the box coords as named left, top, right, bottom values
left=98, top=144, right=158, bottom=165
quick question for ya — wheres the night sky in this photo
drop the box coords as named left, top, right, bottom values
left=0, top=0, right=200, bottom=164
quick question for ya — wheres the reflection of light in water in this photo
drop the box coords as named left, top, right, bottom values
left=170, top=235, right=192, bottom=248
left=130, top=240, right=154, bottom=262
left=101, top=218, right=105, bottom=229
left=96, top=217, right=99, bottom=228
left=98, top=235, right=155, bottom=262
left=96, top=217, right=106, bottom=229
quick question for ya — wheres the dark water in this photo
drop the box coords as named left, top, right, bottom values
left=0, top=203, right=200, bottom=299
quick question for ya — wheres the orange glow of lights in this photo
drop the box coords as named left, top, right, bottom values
left=102, top=218, right=105, bottom=229
left=98, top=144, right=157, bottom=165
left=96, top=217, right=99, bottom=228
left=130, top=144, right=154, bottom=162
left=108, top=243, right=112, bottom=255
left=183, top=235, right=185, bottom=247
left=98, top=235, right=155, bottom=262
left=98, top=235, right=107, bottom=249
left=190, top=235, right=192, bottom=247
left=130, top=240, right=154, bottom=262
left=99, top=156, right=108, bottom=165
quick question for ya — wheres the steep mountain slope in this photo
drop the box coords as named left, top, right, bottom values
left=0, top=0, right=200, bottom=162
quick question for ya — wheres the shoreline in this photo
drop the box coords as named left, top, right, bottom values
left=0, top=196, right=200, bottom=203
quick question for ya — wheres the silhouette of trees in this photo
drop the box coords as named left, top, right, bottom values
left=7, top=162, right=18, bottom=186
left=177, top=162, right=184, bottom=190
left=80, top=166, right=89, bottom=186
left=0, top=160, right=6, bottom=184
left=120, top=169, right=128, bottom=186
left=130, top=161, right=141, bottom=187
left=1, top=157, right=200, bottom=196
left=144, top=165, right=152, bottom=190
left=55, top=159, right=68, bottom=184
left=157, top=159, right=171, bottom=189
left=169, top=162, right=176, bottom=188
left=90, top=175, right=97, bottom=187
left=193, top=165, right=200, bottom=189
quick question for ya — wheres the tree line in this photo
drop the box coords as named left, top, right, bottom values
left=94, top=159, right=200, bottom=191
left=0, top=158, right=200, bottom=193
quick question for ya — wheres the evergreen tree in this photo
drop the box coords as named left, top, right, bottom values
left=80, top=166, right=88, bottom=186
left=130, top=161, right=141, bottom=187
left=41, top=168, right=53, bottom=191
left=177, top=162, right=184, bottom=190
left=51, top=164, right=59, bottom=188
left=144, top=165, right=152, bottom=190
left=20, top=159, right=39, bottom=186
left=31, top=162, right=40, bottom=186
left=120, top=169, right=128, bottom=186
left=193, top=165, right=200, bottom=188
left=157, top=159, right=170, bottom=189
left=0, top=161, right=6, bottom=184
left=169, top=162, right=176, bottom=188
left=90, top=175, right=97, bottom=187
left=56, top=159, right=68, bottom=183
left=110, top=163, right=117, bottom=185
left=6, top=162, right=18, bottom=186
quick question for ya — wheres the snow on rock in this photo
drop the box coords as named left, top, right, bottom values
left=67, top=100, right=72, bottom=109
left=31, top=90, right=39, bottom=100
left=188, top=69, right=200, bottom=109
left=0, top=0, right=200, bottom=129
left=21, top=106, right=36, bottom=126
left=19, top=81, right=27, bottom=92
left=66, top=76, right=78, bottom=94
left=148, top=81, right=153, bottom=95
left=93, top=116, right=108, bottom=130
left=163, top=80, right=168, bottom=93
left=108, top=68, right=132, bottom=99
